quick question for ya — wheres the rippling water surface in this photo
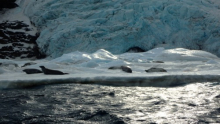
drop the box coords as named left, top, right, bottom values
left=0, top=82, right=220, bottom=124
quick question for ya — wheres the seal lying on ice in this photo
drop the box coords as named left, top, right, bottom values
left=121, top=66, right=132, bottom=73
left=39, top=66, right=68, bottom=75
left=108, top=66, right=132, bottom=73
left=23, top=69, right=42, bottom=74
left=145, top=67, right=167, bottom=73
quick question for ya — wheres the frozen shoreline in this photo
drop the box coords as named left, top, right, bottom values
left=1, top=47, right=220, bottom=89
left=1, top=73, right=220, bottom=89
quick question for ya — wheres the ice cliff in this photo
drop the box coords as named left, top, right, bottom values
left=22, top=0, right=220, bottom=58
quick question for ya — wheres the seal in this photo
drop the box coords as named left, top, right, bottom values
left=23, top=69, right=43, bottom=74
left=39, top=66, right=68, bottom=75
left=108, top=66, right=122, bottom=69
left=121, top=66, right=132, bottom=73
left=145, top=67, right=167, bottom=73
left=108, top=65, right=132, bottom=73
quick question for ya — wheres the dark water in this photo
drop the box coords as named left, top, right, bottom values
left=0, top=84, right=128, bottom=124
left=0, top=83, right=220, bottom=124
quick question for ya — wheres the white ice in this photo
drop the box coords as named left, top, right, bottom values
left=1, top=47, right=220, bottom=89
left=1, top=0, right=220, bottom=89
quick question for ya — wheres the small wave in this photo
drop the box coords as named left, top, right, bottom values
left=73, top=109, right=125, bottom=124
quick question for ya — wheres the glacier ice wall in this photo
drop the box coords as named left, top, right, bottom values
left=23, top=0, right=220, bottom=58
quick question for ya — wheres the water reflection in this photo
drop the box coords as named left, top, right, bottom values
left=0, top=82, right=220, bottom=123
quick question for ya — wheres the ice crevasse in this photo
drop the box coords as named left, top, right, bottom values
left=21, top=0, right=220, bottom=58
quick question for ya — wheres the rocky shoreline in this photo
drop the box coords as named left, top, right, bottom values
left=0, top=0, right=45, bottom=59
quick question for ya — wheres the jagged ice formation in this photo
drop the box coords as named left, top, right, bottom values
left=23, top=0, right=220, bottom=58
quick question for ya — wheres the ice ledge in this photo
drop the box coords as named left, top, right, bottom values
left=1, top=74, right=220, bottom=89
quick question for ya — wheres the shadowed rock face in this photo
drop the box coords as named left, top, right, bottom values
left=0, top=1, right=46, bottom=60
left=0, top=21, right=46, bottom=59
left=0, top=0, right=18, bottom=10
left=126, top=46, right=146, bottom=53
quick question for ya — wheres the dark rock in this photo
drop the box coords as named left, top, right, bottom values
left=108, top=92, right=115, bottom=97
left=126, top=46, right=145, bottom=53
left=188, top=103, right=197, bottom=107
left=1, top=46, right=13, bottom=51
left=0, top=21, right=46, bottom=59
left=153, top=61, right=164, bottom=63
left=215, top=94, right=220, bottom=98
left=0, top=0, right=18, bottom=10
left=21, top=62, right=37, bottom=67
left=12, top=43, right=24, bottom=47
